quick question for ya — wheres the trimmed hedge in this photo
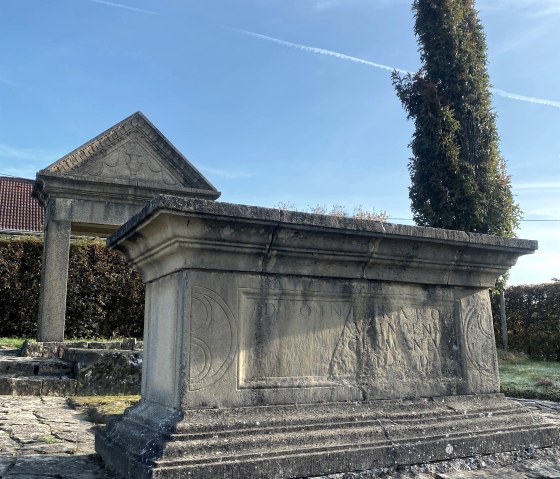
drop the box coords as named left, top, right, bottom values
left=3, top=234, right=557, bottom=360
left=0, top=236, right=144, bottom=339
left=493, top=283, right=560, bottom=361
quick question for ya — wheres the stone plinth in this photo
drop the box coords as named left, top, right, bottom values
left=95, top=196, right=558, bottom=479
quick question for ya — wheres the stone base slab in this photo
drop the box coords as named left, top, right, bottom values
left=95, top=394, right=559, bottom=479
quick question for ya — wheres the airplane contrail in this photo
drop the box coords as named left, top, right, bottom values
left=237, top=29, right=560, bottom=110
left=490, top=88, right=560, bottom=109
left=237, top=29, right=411, bottom=75
left=87, top=0, right=161, bottom=16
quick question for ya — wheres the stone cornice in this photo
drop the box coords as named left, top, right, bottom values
left=108, top=195, right=537, bottom=287
left=32, top=173, right=219, bottom=207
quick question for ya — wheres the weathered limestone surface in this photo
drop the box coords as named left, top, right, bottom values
left=96, top=196, right=558, bottom=479
left=33, top=112, right=220, bottom=342
left=64, top=348, right=142, bottom=396
left=0, top=343, right=143, bottom=397
left=0, top=395, right=559, bottom=478
left=0, top=396, right=115, bottom=478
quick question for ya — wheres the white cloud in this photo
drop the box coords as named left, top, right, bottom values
left=490, top=22, right=552, bottom=56
left=509, top=250, right=560, bottom=285
left=0, top=143, right=63, bottom=178
left=312, top=0, right=336, bottom=10
left=0, top=143, right=61, bottom=163
left=0, top=166, right=39, bottom=180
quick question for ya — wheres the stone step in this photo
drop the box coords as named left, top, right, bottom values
left=22, top=339, right=143, bottom=358
left=0, top=357, right=73, bottom=377
left=161, top=407, right=551, bottom=462
left=0, top=346, right=142, bottom=396
left=97, top=394, right=560, bottom=479
left=0, top=375, right=77, bottom=396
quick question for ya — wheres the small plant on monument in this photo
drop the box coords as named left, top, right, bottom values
left=275, top=202, right=388, bottom=222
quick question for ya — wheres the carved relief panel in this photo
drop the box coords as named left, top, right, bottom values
left=185, top=277, right=480, bottom=405
left=457, top=290, right=500, bottom=394
left=238, top=290, right=355, bottom=388
left=235, top=288, right=461, bottom=395
left=188, top=286, right=238, bottom=391
left=78, top=138, right=180, bottom=186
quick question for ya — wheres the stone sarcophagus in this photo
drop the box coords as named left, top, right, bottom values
left=96, top=196, right=558, bottom=479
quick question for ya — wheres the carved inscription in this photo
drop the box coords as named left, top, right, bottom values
left=239, top=291, right=354, bottom=388
left=330, top=304, right=452, bottom=387
left=238, top=289, right=458, bottom=391
left=365, top=306, right=445, bottom=380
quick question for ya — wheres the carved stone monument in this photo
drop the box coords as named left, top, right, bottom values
left=96, top=196, right=558, bottom=478
left=32, top=113, right=220, bottom=342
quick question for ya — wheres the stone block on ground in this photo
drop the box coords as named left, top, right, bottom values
left=64, top=348, right=142, bottom=396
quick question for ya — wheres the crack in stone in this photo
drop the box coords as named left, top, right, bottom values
left=377, top=418, right=397, bottom=468
left=261, top=221, right=281, bottom=273
left=30, top=402, right=82, bottom=455
left=361, top=237, right=383, bottom=280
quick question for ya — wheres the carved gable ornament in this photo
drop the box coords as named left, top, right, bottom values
left=34, top=112, right=220, bottom=202
left=79, top=138, right=181, bottom=187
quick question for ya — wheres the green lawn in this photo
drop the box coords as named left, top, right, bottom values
left=0, top=337, right=28, bottom=349
left=498, top=350, right=560, bottom=401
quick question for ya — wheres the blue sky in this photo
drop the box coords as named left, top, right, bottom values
left=1, top=0, right=558, bottom=285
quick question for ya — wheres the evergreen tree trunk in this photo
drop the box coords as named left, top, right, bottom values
left=392, top=0, right=521, bottom=237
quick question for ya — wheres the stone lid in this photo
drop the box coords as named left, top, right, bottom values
left=33, top=112, right=220, bottom=206
left=108, top=195, right=536, bottom=287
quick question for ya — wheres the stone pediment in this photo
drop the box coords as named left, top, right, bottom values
left=77, top=137, right=182, bottom=187
left=38, top=112, right=219, bottom=195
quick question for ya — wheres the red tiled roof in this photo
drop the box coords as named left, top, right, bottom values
left=0, top=176, right=44, bottom=233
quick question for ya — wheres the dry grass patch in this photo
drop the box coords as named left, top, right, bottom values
left=68, top=395, right=140, bottom=424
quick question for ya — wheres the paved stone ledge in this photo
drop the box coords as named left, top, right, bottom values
left=0, top=395, right=559, bottom=478
left=0, top=396, right=115, bottom=478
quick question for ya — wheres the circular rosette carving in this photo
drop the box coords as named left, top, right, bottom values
left=189, top=287, right=237, bottom=391
left=463, top=296, right=495, bottom=375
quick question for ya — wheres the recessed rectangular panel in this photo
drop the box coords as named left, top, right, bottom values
left=238, top=290, right=354, bottom=388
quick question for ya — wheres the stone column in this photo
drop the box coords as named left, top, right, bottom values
left=37, top=219, right=71, bottom=342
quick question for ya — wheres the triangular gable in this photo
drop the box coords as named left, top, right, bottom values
left=40, top=112, right=219, bottom=194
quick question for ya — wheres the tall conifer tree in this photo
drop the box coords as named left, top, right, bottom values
left=392, top=0, right=521, bottom=236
